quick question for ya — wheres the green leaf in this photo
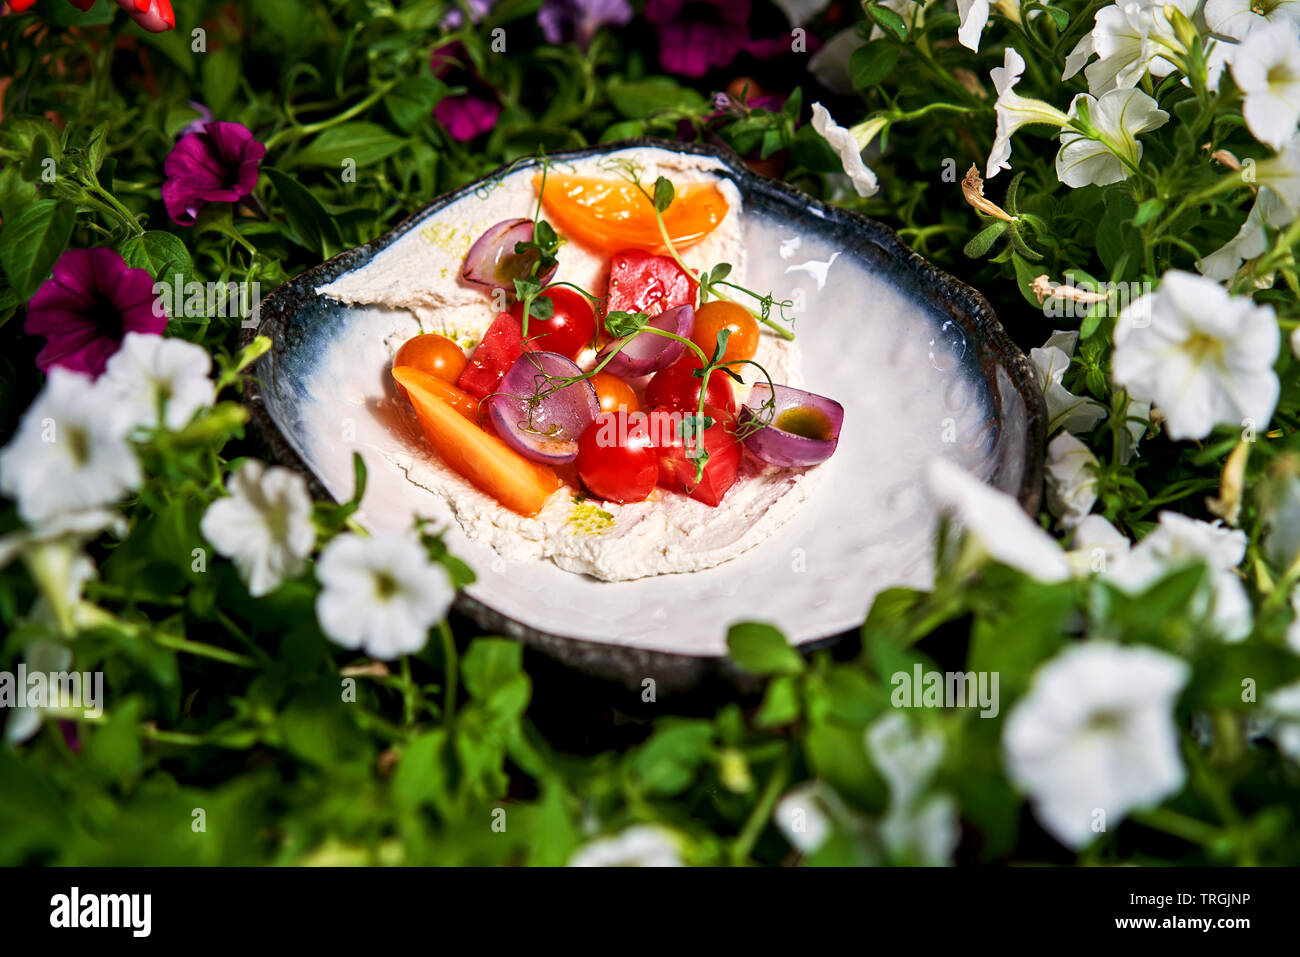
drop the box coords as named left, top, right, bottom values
left=384, top=75, right=445, bottom=133
left=754, top=674, right=802, bottom=727
left=727, top=621, right=805, bottom=675
left=1133, top=197, right=1164, bottom=227
left=202, top=47, right=241, bottom=117
left=866, top=3, right=909, bottom=41
left=850, top=40, right=901, bottom=89
left=606, top=77, right=706, bottom=119
left=264, top=166, right=342, bottom=257
left=963, top=221, right=1008, bottom=258
left=1096, top=189, right=1137, bottom=277
left=1010, top=251, right=1044, bottom=308
left=710, top=327, right=731, bottom=364
left=462, top=638, right=524, bottom=701
left=0, top=199, right=75, bottom=301
left=630, top=721, right=714, bottom=796
left=119, top=230, right=193, bottom=285
left=653, top=176, right=674, bottom=213
left=292, top=122, right=408, bottom=168
left=85, top=121, right=110, bottom=177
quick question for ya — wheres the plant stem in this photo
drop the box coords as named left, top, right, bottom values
left=439, top=618, right=458, bottom=718
left=730, top=754, right=790, bottom=865
left=151, top=631, right=260, bottom=669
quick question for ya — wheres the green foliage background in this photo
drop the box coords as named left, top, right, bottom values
left=1, top=0, right=1299, bottom=865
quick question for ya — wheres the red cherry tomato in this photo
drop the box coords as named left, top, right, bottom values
left=510, top=287, right=596, bottom=359
left=648, top=405, right=743, bottom=507
left=644, top=353, right=737, bottom=414
left=577, top=411, right=658, bottom=504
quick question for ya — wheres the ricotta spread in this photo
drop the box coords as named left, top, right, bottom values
left=317, top=147, right=826, bottom=581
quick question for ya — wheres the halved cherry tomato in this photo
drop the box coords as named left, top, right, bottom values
left=644, top=352, right=738, bottom=414
left=457, top=312, right=537, bottom=400
left=605, top=249, right=697, bottom=324
left=535, top=174, right=728, bottom=253
left=394, top=333, right=467, bottom=388
left=509, top=287, right=596, bottom=359
left=577, top=411, right=658, bottom=504
left=649, top=405, right=743, bottom=507
left=691, top=300, right=759, bottom=365
left=590, top=371, right=639, bottom=414
left=393, top=364, right=480, bottom=422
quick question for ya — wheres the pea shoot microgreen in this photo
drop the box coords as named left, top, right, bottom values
left=487, top=155, right=789, bottom=489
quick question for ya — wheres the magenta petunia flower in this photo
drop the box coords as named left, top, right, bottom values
left=537, top=0, right=633, bottom=50
left=430, top=41, right=502, bottom=143
left=645, top=0, right=751, bottom=77
left=24, top=248, right=164, bottom=378
left=161, top=121, right=266, bottom=227
left=434, top=96, right=503, bottom=142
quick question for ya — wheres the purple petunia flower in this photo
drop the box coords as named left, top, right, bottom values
left=645, top=0, right=751, bottom=77
left=440, top=0, right=495, bottom=29
left=537, top=0, right=633, bottom=50
left=430, top=40, right=502, bottom=143
left=434, top=96, right=503, bottom=142
left=25, top=248, right=164, bottom=378
left=161, top=121, right=266, bottom=227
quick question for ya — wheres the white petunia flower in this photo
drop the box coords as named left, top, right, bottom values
left=927, top=457, right=1072, bottom=583
left=1065, top=514, right=1132, bottom=576
left=810, top=103, right=880, bottom=198
left=1107, top=511, right=1253, bottom=640
left=987, top=48, right=1070, bottom=178
left=314, top=530, right=453, bottom=659
left=1232, top=22, right=1300, bottom=149
left=4, top=640, right=74, bottom=745
left=770, top=0, right=833, bottom=25
left=568, top=826, right=684, bottom=866
left=1199, top=134, right=1300, bottom=281
left=0, top=509, right=122, bottom=636
left=201, top=459, right=317, bottom=598
left=867, top=714, right=959, bottom=866
left=1029, top=331, right=1108, bottom=435
left=1287, top=586, right=1300, bottom=654
left=1045, top=432, right=1099, bottom=529
left=1118, top=394, right=1152, bottom=464
left=1065, top=0, right=1196, bottom=95
left=1262, top=680, right=1300, bottom=762
left=1055, top=88, right=1168, bottom=188
left=100, top=332, right=215, bottom=432
left=773, top=782, right=838, bottom=854
left=957, top=0, right=990, bottom=50
left=1003, top=642, right=1189, bottom=849
left=1206, top=0, right=1300, bottom=40
left=1261, top=464, right=1300, bottom=571
left=1112, top=271, right=1279, bottom=441
left=0, top=368, right=140, bottom=525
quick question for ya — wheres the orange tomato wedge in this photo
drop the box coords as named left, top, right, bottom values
left=534, top=174, right=728, bottom=253
left=393, top=363, right=481, bottom=421
left=394, top=366, right=561, bottom=517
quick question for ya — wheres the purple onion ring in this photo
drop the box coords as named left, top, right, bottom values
left=595, top=304, right=694, bottom=379
left=738, top=383, right=844, bottom=468
left=488, top=351, right=599, bottom=465
left=462, top=218, right=558, bottom=290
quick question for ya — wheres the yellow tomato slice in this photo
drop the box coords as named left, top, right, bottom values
left=534, top=174, right=728, bottom=253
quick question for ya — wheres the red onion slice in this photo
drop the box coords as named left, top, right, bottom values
left=462, top=218, right=558, bottom=290
left=739, top=384, right=844, bottom=467
left=488, top=351, right=599, bottom=465
left=595, top=304, right=694, bottom=378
